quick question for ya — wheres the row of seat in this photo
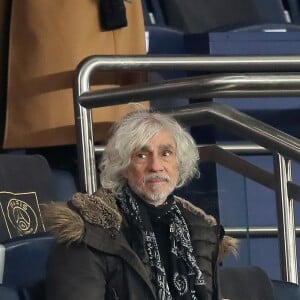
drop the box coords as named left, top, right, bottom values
left=142, top=0, right=300, bottom=30
left=1, top=231, right=300, bottom=299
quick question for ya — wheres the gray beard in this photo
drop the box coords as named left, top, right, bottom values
left=142, top=191, right=171, bottom=205
left=129, top=183, right=176, bottom=206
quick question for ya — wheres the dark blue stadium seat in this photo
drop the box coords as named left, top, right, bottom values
left=52, top=169, right=78, bottom=202
left=0, top=233, right=54, bottom=286
left=142, top=0, right=166, bottom=26
left=0, top=154, right=56, bottom=242
left=147, top=25, right=184, bottom=54
left=146, top=25, right=189, bottom=110
left=272, top=280, right=300, bottom=300
left=220, top=266, right=276, bottom=299
left=0, top=282, right=46, bottom=300
left=152, top=0, right=288, bottom=33
left=220, top=266, right=300, bottom=299
left=0, top=233, right=55, bottom=300
left=0, top=153, right=76, bottom=299
left=0, top=285, right=20, bottom=300
left=0, top=154, right=77, bottom=242
left=223, top=22, right=300, bottom=32
left=285, top=0, right=300, bottom=24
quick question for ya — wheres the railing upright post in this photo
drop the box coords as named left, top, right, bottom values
left=273, top=153, right=298, bottom=283
left=74, top=63, right=98, bottom=195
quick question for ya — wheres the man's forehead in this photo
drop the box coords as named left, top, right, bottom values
left=140, top=142, right=175, bottom=151
left=132, top=128, right=176, bottom=151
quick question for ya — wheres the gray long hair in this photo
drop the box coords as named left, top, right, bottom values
left=99, top=110, right=199, bottom=195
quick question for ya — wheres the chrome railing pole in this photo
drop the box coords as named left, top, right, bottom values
left=80, top=107, right=97, bottom=194
left=225, top=226, right=300, bottom=237
left=74, top=62, right=98, bottom=194
left=94, top=143, right=268, bottom=155
left=273, top=154, right=298, bottom=283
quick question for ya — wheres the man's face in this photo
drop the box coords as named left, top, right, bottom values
left=124, top=129, right=179, bottom=206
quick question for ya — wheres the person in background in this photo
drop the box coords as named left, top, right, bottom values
left=44, top=109, right=237, bottom=300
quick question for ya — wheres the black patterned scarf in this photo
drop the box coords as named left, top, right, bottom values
left=117, top=187, right=208, bottom=300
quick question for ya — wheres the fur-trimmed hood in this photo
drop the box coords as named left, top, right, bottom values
left=42, top=189, right=238, bottom=258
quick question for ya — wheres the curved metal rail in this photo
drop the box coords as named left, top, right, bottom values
left=79, top=72, right=300, bottom=108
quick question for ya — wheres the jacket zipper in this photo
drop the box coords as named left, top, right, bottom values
left=112, top=288, right=119, bottom=300
left=213, top=224, right=222, bottom=300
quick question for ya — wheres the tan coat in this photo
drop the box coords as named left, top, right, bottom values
left=4, top=0, right=148, bottom=148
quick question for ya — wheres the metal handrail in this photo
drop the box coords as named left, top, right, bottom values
left=75, top=54, right=300, bottom=74
left=164, top=102, right=300, bottom=160
left=198, top=145, right=300, bottom=202
left=73, top=54, right=300, bottom=283
left=95, top=143, right=269, bottom=154
left=78, top=72, right=300, bottom=107
left=226, top=226, right=300, bottom=238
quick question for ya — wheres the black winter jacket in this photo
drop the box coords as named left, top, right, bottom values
left=43, top=189, right=237, bottom=300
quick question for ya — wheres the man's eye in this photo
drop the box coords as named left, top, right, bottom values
left=162, top=150, right=172, bottom=157
left=136, top=153, right=147, bottom=159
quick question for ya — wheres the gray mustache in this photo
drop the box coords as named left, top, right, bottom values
left=144, top=173, right=170, bottom=183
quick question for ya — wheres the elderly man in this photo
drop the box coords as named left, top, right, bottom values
left=44, top=110, right=237, bottom=300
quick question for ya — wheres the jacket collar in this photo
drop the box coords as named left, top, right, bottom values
left=42, top=188, right=237, bottom=256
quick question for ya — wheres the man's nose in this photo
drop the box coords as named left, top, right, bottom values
left=149, top=154, right=163, bottom=172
